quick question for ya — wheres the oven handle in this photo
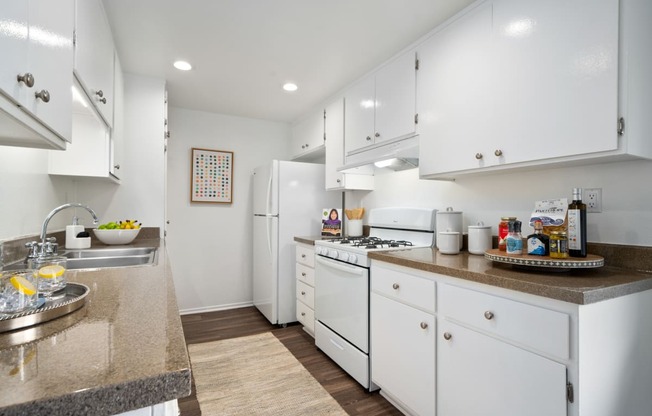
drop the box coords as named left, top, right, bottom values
left=315, top=255, right=366, bottom=276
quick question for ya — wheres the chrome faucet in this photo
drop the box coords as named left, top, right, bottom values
left=26, top=203, right=100, bottom=259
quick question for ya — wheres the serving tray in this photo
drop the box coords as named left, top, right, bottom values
left=0, top=283, right=90, bottom=333
left=484, top=249, right=604, bottom=271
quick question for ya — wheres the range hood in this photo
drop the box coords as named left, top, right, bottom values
left=338, top=135, right=419, bottom=174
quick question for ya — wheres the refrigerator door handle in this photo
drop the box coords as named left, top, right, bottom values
left=266, top=165, right=274, bottom=215
left=266, top=216, right=273, bottom=257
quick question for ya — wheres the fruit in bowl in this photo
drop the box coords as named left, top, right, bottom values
left=94, top=220, right=142, bottom=244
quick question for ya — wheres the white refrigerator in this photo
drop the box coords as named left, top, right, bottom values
left=253, top=160, right=340, bottom=325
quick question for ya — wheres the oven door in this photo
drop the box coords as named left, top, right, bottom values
left=314, top=254, right=369, bottom=353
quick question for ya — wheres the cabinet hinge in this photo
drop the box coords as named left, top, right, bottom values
left=415, top=58, right=420, bottom=70
left=73, top=30, right=76, bottom=46
left=165, top=131, right=170, bottom=139
left=414, top=113, right=419, bottom=124
left=566, top=382, right=574, bottom=403
left=323, top=109, right=326, bottom=120
left=618, top=117, right=625, bottom=136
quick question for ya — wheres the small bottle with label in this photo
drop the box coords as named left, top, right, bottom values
left=527, top=219, right=549, bottom=256
left=498, top=216, right=516, bottom=251
left=505, top=220, right=523, bottom=254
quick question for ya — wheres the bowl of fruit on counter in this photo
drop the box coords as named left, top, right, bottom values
left=93, top=220, right=142, bottom=245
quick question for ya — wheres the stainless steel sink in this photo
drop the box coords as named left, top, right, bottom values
left=3, top=247, right=158, bottom=271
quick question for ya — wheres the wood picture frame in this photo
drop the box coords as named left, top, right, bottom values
left=191, top=148, right=233, bottom=203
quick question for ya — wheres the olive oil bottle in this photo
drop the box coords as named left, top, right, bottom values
left=568, top=188, right=587, bottom=257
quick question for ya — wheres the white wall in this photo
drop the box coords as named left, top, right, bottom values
left=166, top=107, right=290, bottom=313
left=346, top=159, right=652, bottom=246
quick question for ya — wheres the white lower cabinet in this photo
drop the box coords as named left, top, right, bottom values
left=371, top=293, right=435, bottom=416
left=295, top=243, right=316, bottom=336
left=437, top=320, right=567, bottom=416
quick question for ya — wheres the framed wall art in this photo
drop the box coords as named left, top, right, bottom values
left=191, top=148, right=233, bottom=203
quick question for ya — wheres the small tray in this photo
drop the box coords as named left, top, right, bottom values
left=0, top=283, right=90, bottom=333
left=484, top=249, right=604, bottom=270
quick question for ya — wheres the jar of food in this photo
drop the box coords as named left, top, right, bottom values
left=498, top=217, right=516, bottom=251
left=549, top=231, right=569, bottom=259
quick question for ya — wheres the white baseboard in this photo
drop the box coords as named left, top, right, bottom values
left=179, top=301, right=254, bottom=316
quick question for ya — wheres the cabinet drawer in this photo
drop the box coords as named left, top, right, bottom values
left=296, top=263, right=315, bottom=286
left=372, top=266, right=435, bottom=313
left=296, top=301, right=315, bottom=334
left=296, top=280, right=314, bottom=308
left=438, top=284, right=569, bottom=359
left=295, top=245, right=315, bottom=268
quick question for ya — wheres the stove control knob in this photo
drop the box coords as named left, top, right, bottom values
left=349, top=254, right=358, bottom=264
left=340, top=252, right=349, bottom=262
left=329, top=249, right=339, bottom=259
left=316, top=246, right=324, bottom=255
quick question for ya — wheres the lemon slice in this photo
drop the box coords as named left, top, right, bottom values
left=10, top=275, right=36, bottom=296
left=38, top=265, right=65, bottom=279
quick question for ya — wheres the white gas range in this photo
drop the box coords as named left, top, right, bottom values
left=313, top=207, right=437, bottom=390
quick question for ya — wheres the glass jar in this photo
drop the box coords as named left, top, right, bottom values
left=498, top=217, right=516, bottom=251
left=549, top=231, right=569, bottom=259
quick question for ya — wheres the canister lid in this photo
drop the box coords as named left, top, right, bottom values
left=438, top=206, right=462, bottom=214
left=468, top=221, right=491, bottom=229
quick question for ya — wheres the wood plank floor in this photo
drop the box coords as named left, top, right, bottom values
left=179, top=306, right=402, bottom=416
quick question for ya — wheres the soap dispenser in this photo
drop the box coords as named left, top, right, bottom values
left=65, top=216, right=91, bottom=249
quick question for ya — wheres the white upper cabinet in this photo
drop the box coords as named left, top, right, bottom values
left=418, top=0, right=645, bottom=179
left=0, top=0, right=74, bottom=149
left=290, top=110, right=325, bottom=160
left=74, top=0, right=115, bottom=128
left=344, top=50, right=417, bottom=156
left=324, top=98, right=374, bottom=191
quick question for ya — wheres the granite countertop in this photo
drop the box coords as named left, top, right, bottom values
left=369, top=247, right=652, bottom=305
left=0, top=238, right=191, bottom=415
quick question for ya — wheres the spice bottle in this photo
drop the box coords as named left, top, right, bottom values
left=505, top=220, right=523, bottom=254
left=527, top=220, right=549, bottom=256
left=498, top=217, right=516, bottom=251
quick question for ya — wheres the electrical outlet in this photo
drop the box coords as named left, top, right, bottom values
left=585, top=188, right=602, bottom=213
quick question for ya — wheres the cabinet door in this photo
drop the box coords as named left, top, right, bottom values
left=0, top=3, right=29, bottom=104
left=374, top=50, right=417, bottom=144
left=26, top=0, right=74, bottom=143
left=291, top=110, right=324, bottom=158
left=418, top=1, right=494, bottom=177
left=74, top=0, right=115, bottom=127
left=493, top=0, right=619, bottom=162
left=438, top=320, right=567, bottom=416
left=324, top=98, right=345, bottom=189
left=371, top=293, right=435, bottom=416
left=111, top=52, right=124, bottom=179
left=344, top=76, right=375, bottom=154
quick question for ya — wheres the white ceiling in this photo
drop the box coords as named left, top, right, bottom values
left=102, top=0, right=474, bottom=123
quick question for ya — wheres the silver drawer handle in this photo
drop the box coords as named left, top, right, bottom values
left=301, top=272, right=306, bottom=277
left=420, top=322, right=428, bottom=329
left=17, top=73, right=35, bottom=87
left=301, top=291, right=306, bottom=295
left=484, top=311, right=494, bottom=320
left=392, top=283, right=399, bottom=290
left=301, top=312, right=306, bottom=317
left=475, top=153, right=483, bottom=160
left=35, top=90, right=50, bottom=102
left=301, top=254, right=306, bottom=258
left=443, top=332, right=452, bottom=340
left=494, top=149, right=503, bottom=157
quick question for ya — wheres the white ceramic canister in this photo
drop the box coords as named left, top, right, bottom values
left=436, top=207, right=463, bottom=250
left=467, top=221, right=492, bottom=255
left=438, top=231, right=461, bottom=255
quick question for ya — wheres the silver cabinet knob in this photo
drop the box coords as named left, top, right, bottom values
left=420, top=322, right=428, bottom=329
left=301, top=312, right=306, bottom=317
left=484, top=311, right=494, bottom=320
left=98, top=97, right=107, bottom=104
left=17, top=73, right=35, bottom=87
left=375, top=132, right=380, bottom=138
left=114, top=164, right=120, bottom=170
left=301, top=291, right=306, bottom=295
left=475, top=153, right=483, bottom=160
left=443, top=332, right=452, bottom=340
left=95, top=90, right=104, bottom=98
left=301, top=254, right=306, bottom=258
left=392, top=283, right=400, bottom=290
left=336, top=179, right=341, bottom=183
left=301, top=272, right=306, bottom=277
left=366, top=136, right=372, bottom=141
left=494, top=149, right=503, bottom=157
left=35, top=90, right=50, bottom=102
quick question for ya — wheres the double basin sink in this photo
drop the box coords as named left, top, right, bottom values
left=4, top=247, right=158, bottom=271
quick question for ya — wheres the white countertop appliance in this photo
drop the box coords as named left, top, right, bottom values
left=314, top=207, right=437, bottom=390
left=253, top=160, right=340, bottom=326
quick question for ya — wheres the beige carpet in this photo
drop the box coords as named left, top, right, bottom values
left=188, top=332, right=348, bottom=415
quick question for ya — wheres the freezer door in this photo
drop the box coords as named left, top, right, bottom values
left=253, top=160, right=279, bottom=215
left=253, top=214, right=279, bottom=324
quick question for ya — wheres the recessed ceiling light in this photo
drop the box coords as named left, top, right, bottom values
left=173, top=61, right=192, bottom=71
left=283, top=83, right=298, bottom=92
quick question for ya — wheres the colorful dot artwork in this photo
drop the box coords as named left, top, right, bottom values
left=191, top=148, right=233, bottom=203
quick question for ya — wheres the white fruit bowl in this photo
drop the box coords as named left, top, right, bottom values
left=93, top=228, right=140, bottom=245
